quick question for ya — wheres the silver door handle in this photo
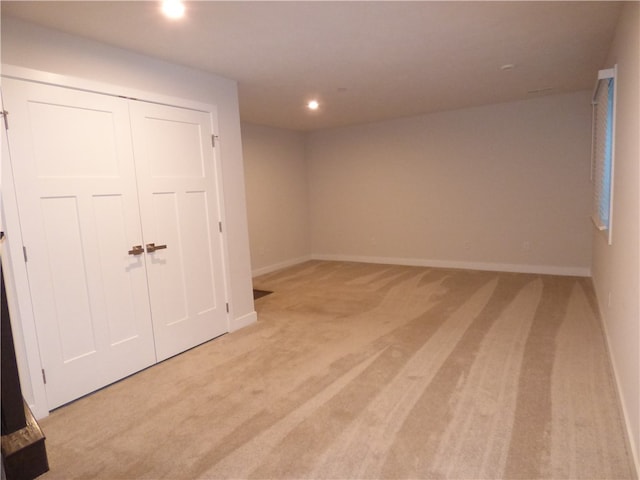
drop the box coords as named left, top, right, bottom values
left=146, top=243, right=167, bottom=253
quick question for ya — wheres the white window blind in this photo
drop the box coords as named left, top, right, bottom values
left=591, top=66, right=616, bottom=245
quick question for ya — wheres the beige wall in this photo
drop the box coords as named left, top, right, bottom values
left=591, top=2, right=640, bottom=470
left=306, top=91, right=593, bottom=275
left=242, top=123, right=310, bottom=275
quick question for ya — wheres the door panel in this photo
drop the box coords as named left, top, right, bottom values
left=144, top=117, right=204, bottom=178
left=129, top=102, right=227, bottom=361
left=3, top=79, right=157, bottom=408
left=28, top=100, right=120, bottom=178
left=93, top=194, right=148, bottom=346
left=182, top=191, right=217, bottom=314
left=39, top=196, right=97, bottom=362
left=149, top=191, right=189, bottom=326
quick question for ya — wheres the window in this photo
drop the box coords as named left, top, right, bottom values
left=591, top=66, right=616, bottom=244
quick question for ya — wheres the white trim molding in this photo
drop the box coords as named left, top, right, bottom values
left=311, top=253, right=591, bottom=277
left=230, top=311, right=257, bottom=332
left=252, top=255, right=312, bottom=278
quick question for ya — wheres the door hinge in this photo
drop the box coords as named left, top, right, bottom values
left=42, top=369, right=47, bottom=384
left=218, top=221, right=223, bottom=233
left=23, top=246, right=28, bottom=262
left=226, top=303, right=229, bottom=313
left=211, top=134, right=217, bottom=147
left=1, top=110, right=8, bottom=130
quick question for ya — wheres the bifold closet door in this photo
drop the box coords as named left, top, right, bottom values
left=3, top=78, right=229, bottom=409
left=2, top=79, right=156, bottom=409
left=128, top=102, right=228, bottom=361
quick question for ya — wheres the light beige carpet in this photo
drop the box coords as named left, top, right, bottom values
left=39, top=261, right=636, bottom=479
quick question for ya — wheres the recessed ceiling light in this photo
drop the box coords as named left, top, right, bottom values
left=500, top=64, right=516, bottom=71
left=162, top=0, right=185, bottom=19
left=307, top=100, right=320, bottom=110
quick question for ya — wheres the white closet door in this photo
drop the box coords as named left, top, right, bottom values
left=129, top=101, right=228, bottom=361
left=3, top=79, right=156, bottom=409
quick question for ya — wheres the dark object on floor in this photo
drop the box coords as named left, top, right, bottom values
left=253, top=289, right=273, bottom=300
left=1, top=403, right=49, bottom=480
left=1, top=262, right=49, bottom=479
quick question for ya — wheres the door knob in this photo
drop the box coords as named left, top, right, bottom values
left=146, top=243, right=167, bottom=253
left=128, top=245, right=144, bottom=255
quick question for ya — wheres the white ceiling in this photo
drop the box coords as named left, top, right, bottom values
left=1, top=1, right=622, bottom=131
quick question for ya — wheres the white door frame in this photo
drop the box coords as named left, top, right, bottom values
left=0, top=65, right=231, bottom=418
left=1, top=87, right=49, bottom=419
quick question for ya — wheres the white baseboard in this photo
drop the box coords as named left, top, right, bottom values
left=231, top=311, right=257, bottom=332
left=591, top=279, right=640, bottom=477
left=310, top=253, right=591, bottom=277
left=30, top=402, right=49, bottom=421
left=252, top=255, right=312, bottom=277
